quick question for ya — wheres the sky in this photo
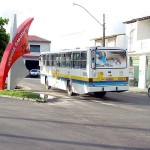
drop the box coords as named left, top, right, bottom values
left=0, top=0, right=150, bottom=50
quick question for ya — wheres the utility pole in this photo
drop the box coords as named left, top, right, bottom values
left=103, top=14, right=105, bottom=47
left=73, top=3, right=105, bottom=47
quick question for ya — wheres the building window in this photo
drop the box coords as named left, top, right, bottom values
left=30, top=45, right=40, bottom=52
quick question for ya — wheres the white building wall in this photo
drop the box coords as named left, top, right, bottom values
left=115, top=35, right=127, bottom=49
left=125, top=19, right=150, bottom=88
left=137, top=20, right=150, bottom=40
left=94, top=35, right=127, bottom=48
left=126, top=20, right=150, bottom=53
left=125, top=22, right=138, bottom=52
left=107, top=38, right=115, bottom=47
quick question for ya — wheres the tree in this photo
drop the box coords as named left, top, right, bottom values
left=0, top=17, right=10, bottom=62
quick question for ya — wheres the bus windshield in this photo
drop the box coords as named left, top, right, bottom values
left=96, top=50, right=127, bottom=68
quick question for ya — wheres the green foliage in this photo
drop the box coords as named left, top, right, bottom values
left=0, top=90, right=42, bottom=100
left=0, top=17, right=10, bottom=62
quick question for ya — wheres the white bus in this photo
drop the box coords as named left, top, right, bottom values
left=40, top=47, right=129, bottom=97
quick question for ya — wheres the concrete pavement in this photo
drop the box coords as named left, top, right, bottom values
left=129, top=86, right=148, bottom=94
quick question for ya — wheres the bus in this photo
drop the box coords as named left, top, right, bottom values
left=39, top=47, right=129, bottom=97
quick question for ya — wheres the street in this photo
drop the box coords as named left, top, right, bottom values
left=0, top=78, right=149, bottom=150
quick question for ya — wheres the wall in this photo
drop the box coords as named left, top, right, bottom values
left=94, top=35, right=127, bottom=48
left=125, top=22, right=137, bottom=52
left=107, top=38, right=115, bottom=47
left=126, top=20, right=150, bottom=88
left=137, top=20, right=150, bottom=40
left=116, top=35, right=128, bottom=49
left=125, top=20, right=150, bottom=53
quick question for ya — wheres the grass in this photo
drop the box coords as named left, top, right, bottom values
left=0, top=90, right=42, bottom=101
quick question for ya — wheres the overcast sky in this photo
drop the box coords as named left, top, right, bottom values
left=0, top=0, right=150, bottom=50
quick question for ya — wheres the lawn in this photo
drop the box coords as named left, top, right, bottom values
left=0, top=90, right=42, bottom=101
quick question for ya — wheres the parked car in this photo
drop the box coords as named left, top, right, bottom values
left=29, top=69, right=40, bottom=78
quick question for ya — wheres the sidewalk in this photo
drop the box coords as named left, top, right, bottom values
left=129, top=86, right=148, bottom=94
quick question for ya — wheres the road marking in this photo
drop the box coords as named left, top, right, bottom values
left=100, top=102, right=117, bottom=107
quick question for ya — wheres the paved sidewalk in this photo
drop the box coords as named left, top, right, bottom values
left=129, top=86, right=148, bottom=94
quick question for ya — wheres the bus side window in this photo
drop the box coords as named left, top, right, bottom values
left=52, top=54, right=57, bottom=66
left=46, top=54, right=50, bottom=66
left=56, top=55, right=60, bottom=67
left=43, top=55, right=46, bottom=66
left=49, top=54, right=52, bottom=66
left=81, top=52, right=87, bottom=69
left=66, top=53, right=72, bottom=68
left=60, top=54, right=66, bottom=67
left=53, top=54, right=58, bottom=67
left=73, top=52, right=80, bottom=69
left=55, top=54, right=60, bottom=67
left=62, top=54, right=66, bottom=67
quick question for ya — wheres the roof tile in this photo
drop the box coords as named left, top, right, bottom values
left=28, top=35, right=51, bottom=43
left=123, top=16, right=150, bottom=24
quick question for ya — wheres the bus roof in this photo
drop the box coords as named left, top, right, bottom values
left=41, top=48, right=87, bottom=55
left=41, top=46, right=126, bottom=55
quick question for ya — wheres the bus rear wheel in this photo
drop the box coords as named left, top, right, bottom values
left=148, top=88, right=150, bottom=97
left=94, top=92, right=106, bottom=98
left=67, top=81, right=74, bottom=96
left=45, top=77, right=51, bottom=90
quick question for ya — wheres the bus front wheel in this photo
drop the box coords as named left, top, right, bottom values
left=67, top=81, right=74, bottom=96
left=45, top=77, right=51, bottom=90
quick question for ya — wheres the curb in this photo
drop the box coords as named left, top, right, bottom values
left=0, top=94, right=36, bottom=101
left=0, top=94, right=48, bottom=103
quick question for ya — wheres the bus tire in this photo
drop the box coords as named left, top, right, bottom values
left=45, top=77, right=51, bottom=90
left=67, top=81, right=74, bottom=96
left=148, top=88, right=150, bottom=97
left=94, top=92, right=106, bottom=98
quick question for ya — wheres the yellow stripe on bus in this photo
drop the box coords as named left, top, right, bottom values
left=41, top=71, right=127, bottom=82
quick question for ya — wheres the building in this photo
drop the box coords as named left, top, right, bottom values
left=123, top=16, right=150, bottom=88
left=91, top=33, right=127, bottom=49
left=23, top=35, right=51, bottom=70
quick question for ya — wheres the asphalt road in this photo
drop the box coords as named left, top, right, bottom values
left=0, top=78, right=149, bottom=150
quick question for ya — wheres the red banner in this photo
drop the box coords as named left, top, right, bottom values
left=0, top=18, right=34, bottom=90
